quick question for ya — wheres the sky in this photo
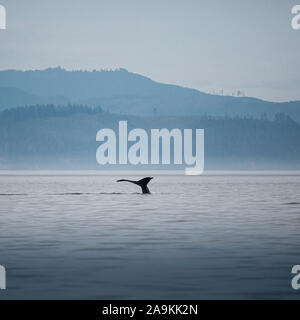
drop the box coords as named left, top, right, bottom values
left=0, top=0, right=300, bottom=102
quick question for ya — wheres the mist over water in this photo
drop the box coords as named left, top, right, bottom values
left=0, top=173, right=300, bottom=299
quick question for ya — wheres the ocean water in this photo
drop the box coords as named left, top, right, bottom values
left=0, top=172, right=300, bottom=299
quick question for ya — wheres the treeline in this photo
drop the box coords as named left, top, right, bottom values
left=0, top=104, right=296, bottom=125
left=0, top=104, right=103, bottom=123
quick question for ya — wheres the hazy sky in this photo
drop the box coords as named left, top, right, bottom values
left=0, top=0, right=300, bottom=101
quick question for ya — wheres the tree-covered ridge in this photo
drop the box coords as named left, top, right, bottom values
left=0, top=105, right=300, bottom=169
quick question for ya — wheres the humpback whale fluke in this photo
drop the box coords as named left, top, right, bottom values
left=117, top=177, right=153, bottom=194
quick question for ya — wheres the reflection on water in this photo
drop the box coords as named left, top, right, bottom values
left=0, top=173, right=300, bottom=299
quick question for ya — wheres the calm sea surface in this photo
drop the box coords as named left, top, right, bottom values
left=0, top=172, right=300, bottom=299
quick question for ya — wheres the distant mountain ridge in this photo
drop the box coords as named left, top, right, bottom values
left=0, top=87, right=68, bottom=111
left=0, top=67, right=300, bottom=121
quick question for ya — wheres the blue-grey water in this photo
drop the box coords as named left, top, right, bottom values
left=0, top=172, right=300, bottom=299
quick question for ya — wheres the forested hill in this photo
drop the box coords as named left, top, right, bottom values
left=1, top=105, right=300, bottom=170
left=1, top=68, right=300, bottom=122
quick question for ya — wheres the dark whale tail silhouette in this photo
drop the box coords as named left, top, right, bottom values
left=117, top=177, right=153, bottom=194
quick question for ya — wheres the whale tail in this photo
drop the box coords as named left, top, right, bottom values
left=117, top=177, right=153, bottom=194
